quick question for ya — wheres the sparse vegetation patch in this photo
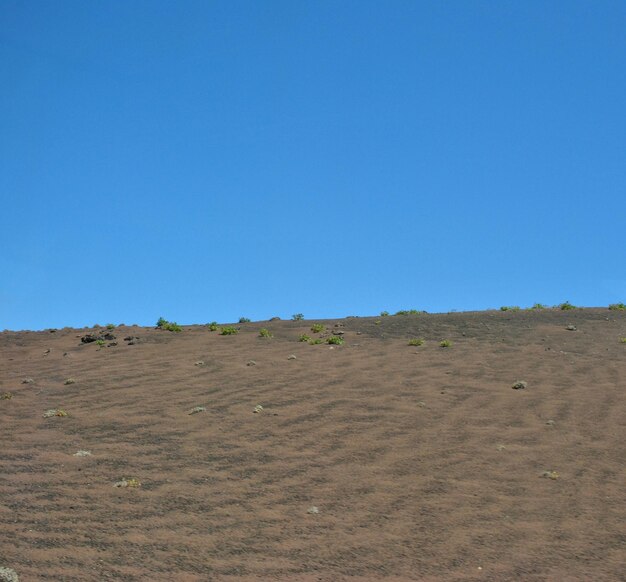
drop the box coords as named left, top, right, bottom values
left=220, top=326, right=238, bottom=335
left=327, top=336, right=344, bottom=345
left=609, top=303, right=626, bottom=311
left=408, top=338, right=425, bottom=346
left=156, top=317, right=182, bottom=332
left=258, top=328, right=273, bottom=338
left=439, top=339, right=452, bottom=348
left=311, top=323, right=325, bottom=333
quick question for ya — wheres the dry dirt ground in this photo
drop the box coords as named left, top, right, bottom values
left=1, top=309, right=625, bottom=581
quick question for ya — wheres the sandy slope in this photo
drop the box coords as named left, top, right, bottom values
left=1, top=309, right=625, bottom=581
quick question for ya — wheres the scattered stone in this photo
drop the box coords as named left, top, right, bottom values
left=81, top=334, right=99, bottom=344
left=511, top=381, right=527, bottom=390
left=124, top=336, right=140, bottom=345
left=307, top=506, right=320, bottom=514
left=194, top=360, right=205, bottom=366
left=63, top=352, right=69, bottom=357
left=545, top=419, right=556, bottom=426
left=73, top=450, right=92, bottom=457
left=43, top=409, right=68, bottom=418
left=332, top=329, right=345, bottom=335
left=188, top=406, right=206, bottom=415
left=287, top=354, right=297, bottom=360
left=114, top=477, right=141, bottom=488
left=103, top=332, right=116, bottom=340
left=107, top=342, right=117, bottom=347
left=565, top=325, right=577, bottom=331
left=1, top=393, right=12, bottom=400
left=541, top=470, right=559, bottom=480
left=43, top=349, right=51, bottom=355
left=496, top=444, right=506, bottom=451
left=416, top=401, right=427, bottom=408
left=22, top=378, right=34, bottom=384
left=0, top=566, right=19, bottom=582
left=253, top=404, right=264, bottom=413
left=64, top=378, right=76, bottom=385
left=246, top=360, right=257, bottom=366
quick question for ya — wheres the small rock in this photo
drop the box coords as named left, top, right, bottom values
left=81, top=334, right=99, bottom=344
left=113, top=477, right=141, bottom=488
left=541, top=470, right=559, bottom=480
left=416, top=401, right=427, bottom=408
left=22, top=378, right=34, bottom=384
left=511, top=381, right=527, bottom=390
left=103, top=332, right=116, bottom=340
left=107, top=342, right=117, bottom=347
left=43, top=349, right=51, bottom=355
left=253, top=404, right=264, bottom=413
left=333, top=329, right=345, bottom=335
left=188, top=406, right=206, bottom=415
left=565, top=325, right=577, bottom=331
left=307, top=506, right=320, bottom=514
left=246, top=360, right=257, bottom=366
left=496, top=444, right=506, bottom=451
left=287, top=354, right=297, bottom=360
left=0, top=566, right=19, bottom=582
left=73, top=450, right=92, bottom=457
left=194, top=360, right=205, bottom=366
left=64, top=378, right=76, bottom=385
left=545, top=419, right=556, bottom=426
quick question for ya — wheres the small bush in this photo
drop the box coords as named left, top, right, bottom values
left=220, top=326, right=238, bottom=336
left=558, top=301, right=576, bottom=310
left=500, top=306, right=520, bottom=312
left=310, top=323, right=325, bottom=333
left=327, top=336, right=344, bottom=345
left=299, top=334, right=312, bottom=342
left=292, top=313, right=304, bottom=321
left=239, top=317, right=251, bottom=323
left=380, top=311, right=389, bottom=317
left=95, top=339, right=106, bottom=347
left=620, top=337, right=626, bottom=344
left=408, top=338, right=425, bottom=346
left=439, top=339, right=452, bottom=348
left=530, top=303, right=547, bottom=310
left=309, top=338, right=324, bottom=345
left=156, top=317, right=182, bottom=332
left=258, top=328, right=273, bottom=338
left=609, top=303, right=626, bottom=311
left=207, top=322, right=218, bottom=331
left=106, top=323, right=116, bottom=330
left=395, top=309, right=422, bottom=316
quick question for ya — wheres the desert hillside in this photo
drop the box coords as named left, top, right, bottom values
left=1, top=308, right=625, bottom=581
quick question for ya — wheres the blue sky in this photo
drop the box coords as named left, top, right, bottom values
left=2, top=1, right=625, bottom=330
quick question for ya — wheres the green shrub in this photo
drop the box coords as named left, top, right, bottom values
left=439, top=339, right=452, bottom=348
left=380, top=311, right=389, bottom=317
left=106, top=323, right=116, bottom=330
left=310, top=323, right=325, bottom=333
left=620, top=337, right=626, bottom=344
left=258, top=328, right=273, bottom=338
left=299, top=334, right=312, bottom=342
left=207, top=322, right=218, bottom=331
left=395, top=309, right=422, bottom=316
left=609, top=303, right=626, bottom=311
left=327, top=336, right=344, bottom=345
left=156, top=317, right=182, bottom=332
left=310, top=338, right=324, bottom=344
left=220, top=326, right=238, bottom=335
left=95, top=339, right=106, bottom=347
left=292, top=313, right=304, bottom=321
left=530, top=303, right=547, bottom=310
left=558, top=301, right=576, bottom=310
left=239, top=317, right=251, bottom=323
left=408, top=338, right=425, bottom=346
left=500, top=306, right=520, bottom=312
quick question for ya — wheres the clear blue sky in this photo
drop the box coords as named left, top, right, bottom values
left=2, top=1, right=625, bottom=330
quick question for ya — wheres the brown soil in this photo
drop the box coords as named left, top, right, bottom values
left=1, top=309, right=625, bottom=581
